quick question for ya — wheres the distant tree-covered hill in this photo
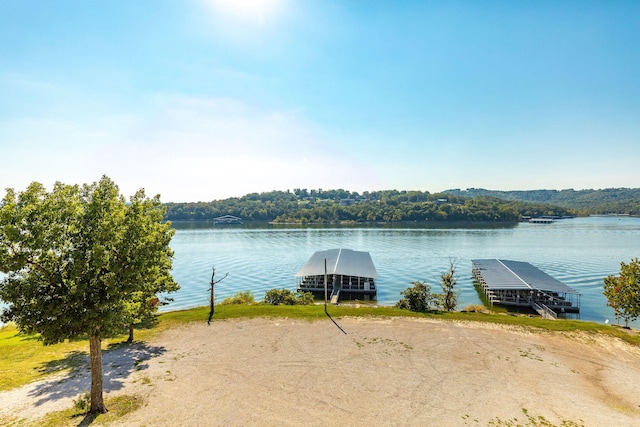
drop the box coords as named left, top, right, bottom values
left=444, top=188, right=640, bottom=216
left=163, top=189, right=575, bottom=223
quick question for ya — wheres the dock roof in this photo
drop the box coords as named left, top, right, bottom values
left=472, top=259, right=579, bottom=294
left=296, top=248, right=378, bottom=279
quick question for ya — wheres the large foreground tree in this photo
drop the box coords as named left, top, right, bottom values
left=603, top=258, right=640, bottom=328
left=0, top=176, right=178, bottom=413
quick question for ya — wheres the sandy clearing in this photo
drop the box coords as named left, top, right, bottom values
left=2, top=317, right=640, bottom=426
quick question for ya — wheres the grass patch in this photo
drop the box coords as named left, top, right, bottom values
left=33, top=393, right=143, bottom=427
left=0, top=325, right=89, bottom=391
left=155, top=303, right=413, bottom=325
left=0, top=322, right=152, bottom=393
left=487, top=407, right=584, bottom=426
left=0, top=394, right=142, bottom=427
left=159, top=303, right=640, bottom=349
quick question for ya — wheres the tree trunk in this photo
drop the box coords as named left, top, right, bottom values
left=128, top=323, right=134, bottom=342
left=89, top=334, right=108, bottom=413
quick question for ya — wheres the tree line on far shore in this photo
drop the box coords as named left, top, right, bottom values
left=163, top=189, right=575, bottom=223
left=445, top=187, right=640, bottom=216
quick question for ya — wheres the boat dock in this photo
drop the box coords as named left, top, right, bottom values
left=212, top=215, right=242, bottom=224
left=472, top=259, right=580, bottom=318
left=296, top=248, right=378, bottom=303
left=528, top=218, right=554, bottom=224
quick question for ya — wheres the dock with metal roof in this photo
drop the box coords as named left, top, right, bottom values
left=296, top=248, right=378, bottom=303
left=472, top=259, right=580, bottom=318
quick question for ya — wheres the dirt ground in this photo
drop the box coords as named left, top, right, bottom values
left=2, top=317, right=640, bottom=426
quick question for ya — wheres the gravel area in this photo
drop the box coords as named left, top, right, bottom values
left=2, top=317, right=640, bottom=426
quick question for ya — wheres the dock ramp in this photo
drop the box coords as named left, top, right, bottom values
left=532, top=302, right=558, bottom=320
left=330, top=289, right=340, bottom=304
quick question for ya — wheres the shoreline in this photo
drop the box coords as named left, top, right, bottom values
left=3, top=316, right=640, bottom=426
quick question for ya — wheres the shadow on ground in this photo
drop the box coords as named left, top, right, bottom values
left=27, top=341, right=166, bottom=407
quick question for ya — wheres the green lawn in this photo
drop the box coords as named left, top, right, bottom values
left=0, top=325, right=89, bottom=391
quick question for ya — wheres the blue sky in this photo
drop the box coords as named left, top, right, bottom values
left=1, top=0, right=638, bottom=202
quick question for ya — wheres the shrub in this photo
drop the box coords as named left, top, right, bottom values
left=295, top=290, right=314, bottom=305
left=264, top=289, right=314, bottom=305
left=264, top=289, right=296, bottom=305
left=73, top=391, right=91, bottom=413
left=438, top=260, right=459, bottom=311
left=396, top=281, right=436, bottom=313
left=462, top=304, right=489, bottom=313
left=220, top=291, right=255, bottom=305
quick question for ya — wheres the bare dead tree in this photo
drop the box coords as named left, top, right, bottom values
left=208, top=266, right=229, bottom=325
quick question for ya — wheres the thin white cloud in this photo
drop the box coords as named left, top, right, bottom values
left=1, top=94, right=382, bottom=201
left=114, top=95, right=380, bottom=201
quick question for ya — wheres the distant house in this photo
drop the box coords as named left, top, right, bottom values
left=296, top=248, right=378, bottom=303
left=213, top=215, right=242, bottom=225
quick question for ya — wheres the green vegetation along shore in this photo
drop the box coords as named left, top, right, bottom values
left=164, top=189, right=579, bottom=223
left=445, top=187, right=640, bottom=216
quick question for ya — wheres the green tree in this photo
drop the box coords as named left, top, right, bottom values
left=438, top=260, right=459, bottom=311
left=603, top=258, right=640, bottom=328
left=396, top=281, right=436, bottom=312
left=122, top=190, right=179, bottom=342
left=0, top=176, right=178, bottom=413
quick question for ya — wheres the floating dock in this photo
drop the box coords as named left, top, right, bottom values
left=296, top=248, right=378, bottom=303
left=472, top=259, right=580, bottom=319
left=528, top=218, right=554, bottom=224
left=212, top=215, right=242, bottom=224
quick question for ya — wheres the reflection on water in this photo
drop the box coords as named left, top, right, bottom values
left=167, top=216, right=640, bottom=326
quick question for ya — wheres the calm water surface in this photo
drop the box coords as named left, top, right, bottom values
left=167, top=216, right=640, bottom=326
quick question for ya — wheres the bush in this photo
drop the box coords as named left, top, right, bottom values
left=295, top=290, right=314, bottom=305
left=264, top=289, right=296, bottom=305
left=220, top=291, right=255, bottom=305
left=396, top=281, right=436, bottom=313
left=73, top=391, right=91, bottom=413
left=462, top=304, right=489, bottom=313
left=439, top=260, right=459, bottom=311
left=264, top=289, right=314, bottom=305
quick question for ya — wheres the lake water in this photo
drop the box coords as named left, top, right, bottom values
left=0, top=216, right=637, bottom=327
left=167, top=216, right=640, bottom=326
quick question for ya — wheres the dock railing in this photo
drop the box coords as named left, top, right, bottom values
left=330, top=288, right=340, bottom=305
left=532, top=301, right=557, bottom=320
